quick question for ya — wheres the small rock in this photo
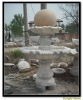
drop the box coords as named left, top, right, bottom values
left=4, top=55, right=10, bottom=62
left=4, top=85, right=13, bottom=95
left=23, top=76, right=30, bottom=80
left=58, top=62, right=68, bottom=69
left=29, top=43, right=33, bottom=46
left=33, top=74, right=38, bottom=80
left=30, top=59, right=39, bottom=65
left=31, top=63, right=39, bottom=67
left=72, top=38, right=79, bottom=46
left=19, top=58, right=25, bottom=61
left=50, top=63, right=59, bottom=68
left=5, top=73, right=19, bottom=79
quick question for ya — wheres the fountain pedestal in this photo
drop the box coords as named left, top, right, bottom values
left=38, top=35, right=51, bottom=45
left=36, top=60, right=56, bottom=92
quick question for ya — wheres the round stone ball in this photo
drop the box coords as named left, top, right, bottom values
left=17, top=60, right=30, bottom=72
left=34, top=9, right=57, bottom=26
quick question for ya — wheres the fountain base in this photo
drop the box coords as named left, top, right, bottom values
left=36, top=78, right=56, bottom=92
left=35, top=60, right=56, bottom=92
left=36, top=77, right=56, bottom=87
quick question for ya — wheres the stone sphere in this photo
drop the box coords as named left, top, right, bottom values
left=34, top=9, right=57, bottom=26
left=17, top=60, right=30, bottom=72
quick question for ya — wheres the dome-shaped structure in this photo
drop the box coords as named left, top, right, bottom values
left=34, top=9, right=57, bottom=26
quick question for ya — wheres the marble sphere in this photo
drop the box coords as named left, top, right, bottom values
left=34, top=9, right=57, bottom=26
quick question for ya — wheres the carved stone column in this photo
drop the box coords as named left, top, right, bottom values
left=36, top=60, right=56, bottom=92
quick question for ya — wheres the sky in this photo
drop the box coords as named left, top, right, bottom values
left=4, top=3, right=70, bottom=26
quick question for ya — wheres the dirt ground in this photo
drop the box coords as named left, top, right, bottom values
left=4, top=61, right=79, bottom=96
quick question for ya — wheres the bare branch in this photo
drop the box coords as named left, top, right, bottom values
left=58, top=3, right=79, bottom=26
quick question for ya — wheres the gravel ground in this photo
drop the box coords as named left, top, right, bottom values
left=4, top=66, right=79, bottom=96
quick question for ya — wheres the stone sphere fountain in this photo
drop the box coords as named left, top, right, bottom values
left=19, top=9, right=77, bottom=92
left=34, top=9, right=57, bottom=26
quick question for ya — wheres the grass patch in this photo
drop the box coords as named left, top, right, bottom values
left=10, top=50, right=24, bottom=58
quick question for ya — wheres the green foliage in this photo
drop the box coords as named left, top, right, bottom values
left=61, top=24, right=65, bottom=29
left=4, top=24, right=11, bottom=32
left=65, top=22, right=79, bottom=34
left=10, top=50, right=24, bottom=58
left=10, top=14, right=24, bottom=36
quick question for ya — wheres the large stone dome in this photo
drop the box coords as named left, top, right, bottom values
left=34, top=9, right=57, bottom=26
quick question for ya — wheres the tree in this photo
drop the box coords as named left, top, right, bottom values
left=10, top=14, right=24, bottom=36
left=4, top=24, right=10, bottom=33
left=65, top=22, right=78, bottom=34
left=60, top=24, right=65, bottom=29
left=59, top=3, right=79, bottom=27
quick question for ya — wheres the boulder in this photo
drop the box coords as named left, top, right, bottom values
left=17, top=59, right=30, bottom=72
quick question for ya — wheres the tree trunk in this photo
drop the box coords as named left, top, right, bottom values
left=23, top=3, right=29, bottom=46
